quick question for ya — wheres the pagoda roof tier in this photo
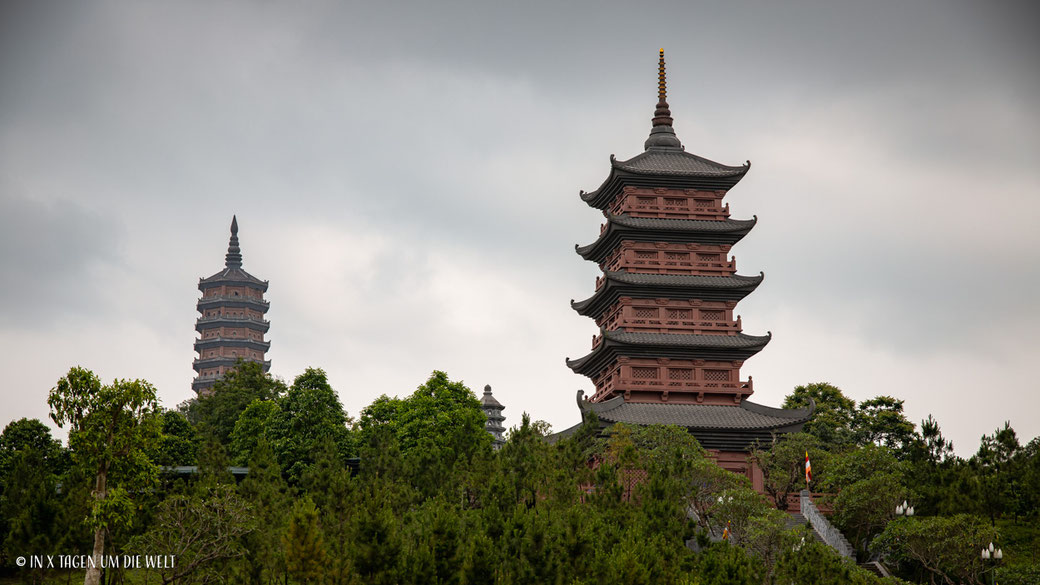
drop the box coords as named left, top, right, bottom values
left=191, top=378, right=217, bottom=392
left=481, top=385, right=505, bottom=410
left=577, top=213, right=756, bottom=262
left=199, top=267, right=269, bottom=291
left=572, top=271, right=763, bottom=317
left=197, top=295, right=270, bottom=312
left=193, top=337, right=271, bottom=352
left=567, top=390, right=812, bottom=451
left=192, top=356, right=271, bottom=372
left=196, top=316, right=270, bottom=334
left=580, top=390, right=810, bottom=430
left=580, top=152, right=750, bottom=210
left=566, top=330, right=771, bottom=376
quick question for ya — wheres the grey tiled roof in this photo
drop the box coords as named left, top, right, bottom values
left=611, top=271, right=761, bottom=287
left=606, top=331, right=771, bottom=348
left=575, top=214, right=756, bottom=260
left=570, top=271, right=763, bottom=315
left=481, top=385, right=504, bottom=409
left=585, top=394, right=811, bottom=430
left=199, top=267, right=268, bottom=288
left=614, top=149, right=749, bottom=178
left=611, top=214, right=756, bottom=232
left=565, top=330, right=771, bottom=372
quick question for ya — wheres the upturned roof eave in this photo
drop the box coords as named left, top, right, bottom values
left=570, top=271, right=764, bottom=316
left=199, top=267, right=270, bottom=291
left=580, top=158, right=750, bottom=210
left=574, top=391, right=811, bottom=432
left=566, top=332, right=771, bottom=375
left=575, top=214, right=757, bottom=261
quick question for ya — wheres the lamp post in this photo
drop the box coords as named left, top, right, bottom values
left=895, top=500, right=914, bottom=517
left=980, top=541, right=1003, bottom=585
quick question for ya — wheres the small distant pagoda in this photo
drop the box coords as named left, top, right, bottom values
left=564, top=51, right=811, bottom=490
left=481, top=385, right=506, bottom=448
left=192, top=216, right=271, bottom=395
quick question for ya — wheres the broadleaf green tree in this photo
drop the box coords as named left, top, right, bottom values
left=229, top=398, right=280, bottom=466
left=48, top=367, right=162, bottom=585
left=131, top=485, right=254, bottom=585
left=268, top=367, right=354, bottom=484
left=183, top=360, right=287, bottom=445
left=871, top=515, right=998, bottom=585
left=783, top=382, right=857, bottom=448
left=855, top=396, right=917, bottom=457
left=750, top=432, right=826, bottom=510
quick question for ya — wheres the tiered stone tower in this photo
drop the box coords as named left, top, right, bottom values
left=481, top=384, right=506, bottom=448
left=192, top=216, right=271, bottom=394
left=565, top=51, right=810, bottom=488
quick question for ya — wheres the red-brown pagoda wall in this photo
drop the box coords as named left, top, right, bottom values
left=199, top=347, right=265, bottom=360
left=601, top=242, right=736, bottom=275
left=595, top=298, right=740, bottom=334
left=200, top=308, right=266, bottom=320
left=201, top=285, right=265, bottom=299
left=589, top=357, right=752, bottom=404
left=609, top=186, right=730, bottom=220
left=712, top=450, right=765, bottom=493
left=198, top=327, right=265, bottom=340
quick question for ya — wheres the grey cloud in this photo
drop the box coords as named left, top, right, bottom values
left=1, top=0, right=1038, bottom=452
left=0, top=192, right=122, bottom=327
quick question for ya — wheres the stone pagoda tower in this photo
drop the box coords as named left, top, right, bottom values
left=192, top=216, right=271, bottom=395
left=565, top=51, right=811, bottom=488
left=480, top=384, right=506, bottom=448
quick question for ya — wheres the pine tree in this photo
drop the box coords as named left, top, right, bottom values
left=284, top=496, right=327, bottom=584
left=236, top=438, right=290, bottom=585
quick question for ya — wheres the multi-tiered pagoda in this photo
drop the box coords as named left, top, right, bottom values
left=481, top=384, right=506, bottom=449
left=565, top=51, right=811, bottom=489
left=192, top=216, right=271, bottom=394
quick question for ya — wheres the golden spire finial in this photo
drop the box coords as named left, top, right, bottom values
left=658, top=49, right=667, bottom=101
left=645, top=48, right=680, bottom=150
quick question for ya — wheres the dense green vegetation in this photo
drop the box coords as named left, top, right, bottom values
left=0, top=370, right=1036, bottom=584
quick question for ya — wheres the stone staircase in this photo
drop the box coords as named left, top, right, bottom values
left=858, top=560, right=893, bottom=578
left=784, top=511, right=825, bottom=543
left=796, top=490, right=855, bottom=559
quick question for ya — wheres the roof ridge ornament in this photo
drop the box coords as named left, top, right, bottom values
left=644, top=48, right=684, bottom=151
left=225, top=215, right=243, bottom=268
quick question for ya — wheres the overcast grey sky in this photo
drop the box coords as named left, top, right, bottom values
left=2, top=0, right=1038, bottom=455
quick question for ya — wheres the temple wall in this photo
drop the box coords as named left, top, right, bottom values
left=601, top=241, right=736, bottom=275
left=609, top=186, right=730, bottom=220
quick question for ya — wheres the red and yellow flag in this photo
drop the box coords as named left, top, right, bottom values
left=805, top=451, right=812, bottom=486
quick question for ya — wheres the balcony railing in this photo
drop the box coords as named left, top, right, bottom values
left=196, top=315, right=270, bottom=326
left=605, top=257, right=737, bottom=274
left=615, top=199, right=731, bottom=219
left=194, top=336, right=271, bottom=349
left=197, top=295, right=270, bottom=308
left=598, top=316, right=742, bottom=335
left=193, top=357, right=272, bottom=368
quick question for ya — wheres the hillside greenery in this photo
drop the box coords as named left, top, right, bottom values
left=0, top=368, right=1036, bottom=584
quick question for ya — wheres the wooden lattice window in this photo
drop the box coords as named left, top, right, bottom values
left=697, top=253, right=721, bottom=262
left=669, top=369, right=693, bottom=380
left=634, top=307, right=657, bottom=318
left=665, top=252, right=689, bottom=261
left=667, top=308, right=692, bottom=319
left=704, top=369, right=730, bottom=382
left=637, top=197, right=656, bottom=205
left=665, top=197, right=685, bottom=206
left=631, top=367, right=658, bottom=380
left=694, top=199, right=713, bottom=208
left=701, top=310, right=724, bottom=321
left=635, top=251, right=656, bottom=259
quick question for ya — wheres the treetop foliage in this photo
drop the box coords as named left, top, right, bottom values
left=1, top=369, right=1037, bottom=585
